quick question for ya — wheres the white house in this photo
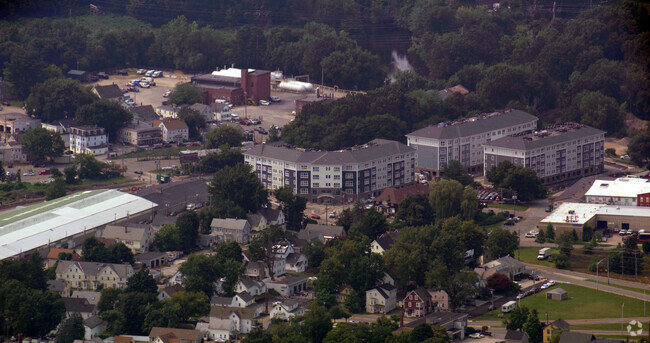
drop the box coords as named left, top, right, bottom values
left=210, top=218, right=252, bottom=244
left=83, top=315, right=106, bottom=340
left=153, top=118, right=189, bottom=144
left=429, top=290, right=450, bottom=312
left=204, top=306, right=263, bottom=336
left=270, top=300, right=305, bottom=320
left=285, top=253, right=308, bottom=273
left=211, top=103, right=232, bottom=121
left=211, top=292, right=255, bottom=308
left=155, top=105, right=180, bottom=118
left=190, top=103, right=213, bottom=123
left=69, top=125, right=108, bottom=156
left=365, top=284, right=397, bottom=314
left=234, top=277, right=266, bottom=296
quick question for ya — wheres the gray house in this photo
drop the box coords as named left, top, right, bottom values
left=210, top=218, right=252, bottom=244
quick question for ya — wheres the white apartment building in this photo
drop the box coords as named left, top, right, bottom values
left=483, top=123, right=605, bottom=184
left=153, top=118, right=189, bottom=143
left=406, top=109, right=538, bottom=176
left=70, top=125, right=108, bottom=156
left=585, top=176, right=650, bottom=206
left=243, top=139, right=416, bottom=204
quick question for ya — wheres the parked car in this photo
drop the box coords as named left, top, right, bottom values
left=190, top=142, right=201, bottom=147
left=134, top=171, right=144, bottom=175
left=23, top=170, right=35, bottom=176
left=525, top=232, right=537, bottom=238
left=137, top=69, right=146, bottom=74
left=249, top=119, right=261, bottom=125
left=240, top=120, right=252, bottom=126
left=145, top=70, right=155, bottom=77
left=38, top=169, right=51, bottom=175
left=329, top=211, right=337, bottom=218
left=504, top=218, right=515, bottom=226
left=163, top=90, right=172, bottom=97
left=311, top=213, right=321, bottom=219
left=271, top=96, right=281, bottom=102
left=139, top=82, right=150, bottom=88
left=469, top=333, right=485, bottom=339
left=186, top=203, right=196, bottom=211
left=255, top=127, right=268, bottom=135
left=260, top=99, right=270, bottom=106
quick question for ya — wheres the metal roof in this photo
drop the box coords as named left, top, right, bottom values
left=540, top=202, right=650, bottom=225
left=585, top=176, right=650, bottom=198
left=483, top=125, right=605, bottom=151
left=0, top=190, right=157, bottom=260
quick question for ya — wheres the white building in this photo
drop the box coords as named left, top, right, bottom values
left=406, top=109, right=538, bottom=176
left=366, top=284, right=397, bottom=314
left=190, top=103, right=213, bottom=123
left=155, top=105, right=180, bottom=118
left=270, top=300, right=305, bottom=320
left=153, top=118, right=189, bottom=144
left=69, top=125, right=108, bottom=156
left=483, top=123, right=605, bottom=184
left=0, top=139, right=27, bottom=164
left=585, top=176, right=650, bottom=207
left=211, top=103, right=232, bottom=121
left=244, top=139, right=416, bottom=204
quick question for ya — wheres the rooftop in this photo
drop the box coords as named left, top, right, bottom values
left=244, top=139, right=415, bottom=165
left=540, top=202, right=650, bottom=225
left=154, top=118, right=188, bottom=131
left=406, top=109, right=537, bottom=140
left=0, top=190, right=157, bottom=260
left=585, top=176, right=650, bottom=198
left=483, top=122, right=605, bottom=151
left=128, top=105, right=159, bottom=122
left=93, top=84, right=123, bottom=99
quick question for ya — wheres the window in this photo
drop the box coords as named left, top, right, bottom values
left=334, top=175, right=340, bottom=180
left=313, top=183, right=319, bottom=187
left=300, top=180, right=308, bottom=186
left=345, top=181, right=353, bottom=187
left=334, top=167, right=340, bottom=172
left=313, top=167, right=319, bottom=172
left=313, top=175, right=319, bottom=180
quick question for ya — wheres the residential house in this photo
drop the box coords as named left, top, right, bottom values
left=474, top=255, right=526, bottom=282
left=546, top=288, right=568, bottom=301
left=304, top=224, right=346, bottom=242
left=211, top=292, right=255, bottom=308
left=381, top=273, right=395, bottom=286
left=247, top=207, right=286, bottom=232
left=199, top=305, right=263, bottom=338
left=234, top=277, right=266, bottom=296
left=63, top=297, right=97, bottom=320
left=429, top=290, right=450, bottom=312
left=0, top=139, right=27, bottom=164
left=68, top=70, right=90, bottom=82
left=135, top=251, right=167, bottom=269
left=264, top=276, right=308, bottom=296
left=286, top=252, right=308, bottom=273
left=84, top=315, right=106, bottom=340
left=558, top=332, right=596, bottom=343
left=168, top=271, right=184, bottom=286
left=148, top=327, right=202, bottom=343
left=270, top=300, right=305, bottom=320
left=244, top=261, right=267, bottom=280
left=373, top=183, right=431, bottom=216
left=72, top=290, right=102, bottom=305
left=48, top=279, right=69, bottom=296
left=118, top=120, right=162, bottom=146
left=155, top=105, right=180, bottom=118
left=371, top=231, right=399, bottom=255
left=403, top=287, right=435, bottom=318
left=366, top=284, right=397, bottom=314
left=92, top=84, right=123, bottom=102
left=102, top=224, right=153, bottom=254
left=46, top=247, right=81, bottom=268
left=158, top=284, right=185, bottom=300
left=419, top=312, right=468, bottom=340
left=295, top=230, right=325, bottom=246
left=336, top=285, right=354, bottom=303
left=210, top=218, right=252, bottom=244
left=70, top=125, right=108, bottom=155
left=436, top=84, right=470, bottom=101
left=544, top=319, right=570, bottom=343
left=505, top=330, right=530, bottom=343
left=56, top=260, right=135, bottom=290
left=129, top=105, right=160, bottom=122
left=42, top=118, right=78, bottom=148
left=190, top=103, right=213, bottom=123
left=154, top=118, right=189, bottom=144
left=211, top=103, right=232, bottom=121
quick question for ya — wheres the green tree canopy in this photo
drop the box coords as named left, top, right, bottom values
left=487, top=228, right=518, bottom=259
left=275, top=186, right=308, bottom=231
left=396, top=194, right=434, bottom=227
left=168, top=83, right=203, bottom=105
left=176, top=211, right=199, bottom=253
left=25, top=78, right=96, bottom=122
left=153, top=224, right=182, bottom=252
left=178, top=107, right=206, bottom=140
left=55, top=313, right=84, bottom=343
left=75, top=99, right=133, bottom=140
left=205, top=126, right=245, bottom=148
left=429, top=179, right=463, bottom=221
left=21, top=127, right=65, bottom=159
left=45, top=177, right=66, bottom=200
left=208, top=163, right=268, bottom=216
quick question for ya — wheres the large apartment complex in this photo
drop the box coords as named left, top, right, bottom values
left=406, top=109, right=538, bottom=176
left=482, top=123, right=605, bottom=184
left=243, top=139, right=415, bottom=204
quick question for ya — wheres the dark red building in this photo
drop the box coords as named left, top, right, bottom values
left=191, top=68, right=270, bottom=106
left=638, top=192, right=650, bottom=207
left=403, top=287, right=435, bottom=318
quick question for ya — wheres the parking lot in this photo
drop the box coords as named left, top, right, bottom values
left=95, top=70, right=188, bottom=109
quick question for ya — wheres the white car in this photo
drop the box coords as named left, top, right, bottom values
left=546, top=280, right=556, bottom=286
left=139, top=82, right=150, bottom=88
left=137, top=69, right=146, bottom=74
left=163, top=90, right=172, bottom=97
left=260, top=99, right=270, bottom=106
left=271, top=96, right=280, bottom=102
left=469, top=333, right=484, bottom=339
left=23, top=170, right=35, bottom=176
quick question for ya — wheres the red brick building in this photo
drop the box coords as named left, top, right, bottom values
left=191, top=68, right=270, bottom=106
left=638, top=192, right=650, bottom=207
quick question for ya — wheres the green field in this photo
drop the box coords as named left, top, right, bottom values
left=584, top=279, right=649, bottom=296
left=571, top=323, right=642, bottom=331
left=517, top=246, right=556, bottom=267
left=487, top=203, right=529, bottom=212
left=475, top=283, right=646, bottom=321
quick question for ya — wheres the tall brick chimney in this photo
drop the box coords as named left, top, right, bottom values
left=241, top=68, right=249, bottom=96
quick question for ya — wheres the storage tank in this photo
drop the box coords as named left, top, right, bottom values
left=279, top=81, right=307, bottom=93
left=292, top=80, right=314, bottom=92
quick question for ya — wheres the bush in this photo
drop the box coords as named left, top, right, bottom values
left=553, top=253, right=571, bottom=269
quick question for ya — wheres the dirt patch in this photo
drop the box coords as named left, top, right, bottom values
left=604, top=137, right=631, bottom=155
left=625, top=112, right=647, bottom=136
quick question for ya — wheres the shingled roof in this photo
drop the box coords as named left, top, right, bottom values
left=374, top=183, right=431, bottom=205
left=93, top=84, right=123, bottom=99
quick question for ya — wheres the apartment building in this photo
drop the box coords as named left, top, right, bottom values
left=243, top=139, right=416, bottom=204
left=70, top=125, right=108, bottom=156
left=406, top=109, right=538, bottom=176
left=55, top=260, right=134, bottom=290
left=117, top=120, right=162, bottom=146
left=483, top=123, right=605, bottom=184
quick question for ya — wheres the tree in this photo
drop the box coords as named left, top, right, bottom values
left=205, top=125, right=245, bottom=148
left=441, top=160, right=473, bottom=186
left=628, top=132, right=650, bottom=168
left=45, top=177, right=66, bottom=200
left=275, top=186, right=307, bottom=231
left=249, top=226, right=287, bottom=279
left=504, top=306, right=529, bottom=331
left=168, top=83, right=203, bottom=105
left=320, top=47, right=387, bottom=90
left=208, top=163, right=268, bottom=215
left=349, top=209, right=387, bottom=239
left=98, top=288, right=122, bottom=312
left=487, top=273, right=513, bottom=293
left=242, top=330, right=273, bottom=343
left=410, top=324, right=433, bottom=342
left=214, top=241, right=243, bottom=263
left=64, top=165, right=77, bottom=184
left=545, top=224, right=555, bottom=241
left=343, top=288, right=361, bottom=313
left=304, top=239, right=326, bottom=269
left=176, top=211, right=199, bottom=253
left=108, top=242, right=135, bottom=265
left=395, top=194, right=434, bottom=226
left=3, top=50, right=52, bottom=99
left=429, top=179, right=464, bottom=221
left=486, top=161, right=515, bottom=187
left=268, top=126, right=280, bottom=142
left=82, top=236, right=109, bottom=263
left=75, top=99, right=133, bottom=140
left=178, top=107, right=206, bottom=140
left=75, top=154, right=105, bottom=180
left=55, top=313, right=84, bottom=343
left=460, top=186, right=479, bottom=221
left=153, top=224, right=182, bottom=252
left=523, top=309, right=544, bottom=343
left=570, top=91, right=625, bottom=136
left=21, top=127, right=65, bottom=159
left=199, top=145, right=244, bottom=173
left=0, top=280, right=65, bottom=337
left=446, top=270, right=479, bottom=309
left=300, top=303, right=332, bottom=343
left=125, top=269, right=157, bottom=294
left=487, top=229, right=518, bottom=259
left=553, top=253, right=571, bottom=269
left=25, top=78, right=96, bottom=122
left=179, top=253, right=221, bottom=297
left=642, top=241, right=650, bottom=254
left=502, top=167, right=546, bottom=202
left=0, top=161, right=4, bottom=182
left=556, top=233, right=574, bottom=256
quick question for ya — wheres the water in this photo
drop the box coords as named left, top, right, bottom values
left=388, top=50, right=413, bottom=82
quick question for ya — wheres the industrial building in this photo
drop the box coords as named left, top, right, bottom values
left=406, top=109, right=538, bottom=177
left=0, top=189, right=157, bottom=261
left=191, top=67, right=270, bottom=105
left=585, top=176, right=650, bottom=206
left=243, top=139, right=415, bottom=204
left=0, top=112, right=41, bottom=134
left=539, top=202, right=650, bottom=238
left=482, top=123, right=605, bottom=184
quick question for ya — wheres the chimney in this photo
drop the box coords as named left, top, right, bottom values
left=241, top=69, right=249, bottom=92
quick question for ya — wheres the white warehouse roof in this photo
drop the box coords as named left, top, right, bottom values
left=585, top=176, right=650, bottom=198
left=540, top=202, right=650, bottom=225
left=0, top=189, right=157, bottom=260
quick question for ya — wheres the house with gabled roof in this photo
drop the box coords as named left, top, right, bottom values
left=63, top=297, right=97, bottom=320
left=56, top=261, right=134, bottom=290
left=92, top=84, right=124, bottom=102
left=101, top=224, right=153, bottom=254
left=371, top=231, right=400, bottom=255
left=474, top=255, right=526, bottom=281
left=270, top=299, right=305, bottom=319
left=247, top=207, right=286, bottom=232
left=234, top=277, right=266, bottom=296
left=198, top=305, right=263, bottom=338
left=210, top=218, right=252, bottom=244
left=190, top=103, right=213, bottom=123
left=153, top=118, right=189, bottom=144
left=46, top=247, right=81, bottom=267
left=544, top=318, right=570, bottom=343
left=211, top=292, right=255, bottom=308
left=158, top=284, right=185, bottom=300
left=84, top=315, right=106, bottom=340
left=304, top=224, right=346, bottom=242
left=148, top=327, right=202, bottom=343
left=373, top=183, right=431, bottom=216
left=403, top=287, right=435, bottom=318
left=366, top=284, right=397, bottom=314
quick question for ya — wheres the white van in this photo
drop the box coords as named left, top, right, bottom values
left=141, top=77, right=153, bottom=83
left=502, top=300, right=517, bottom=313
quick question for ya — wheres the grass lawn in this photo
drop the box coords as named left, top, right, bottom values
left=517, top=246, right=556, bottom=267
left=75, top=176, right=132, bottom=187
left=487, top=203, right=529, bottom=211
left=572, top=323, right=639, bottom=331
left=584, top=279, right=649, bottom=296
left=481, top=220, right=507, bottom=231
left=475, top=283, right=646, bottom=321
left=121, top=146, right=204, bottom=158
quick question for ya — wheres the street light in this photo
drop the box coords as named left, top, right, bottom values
left=596, top=257, right=608, bottom=291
